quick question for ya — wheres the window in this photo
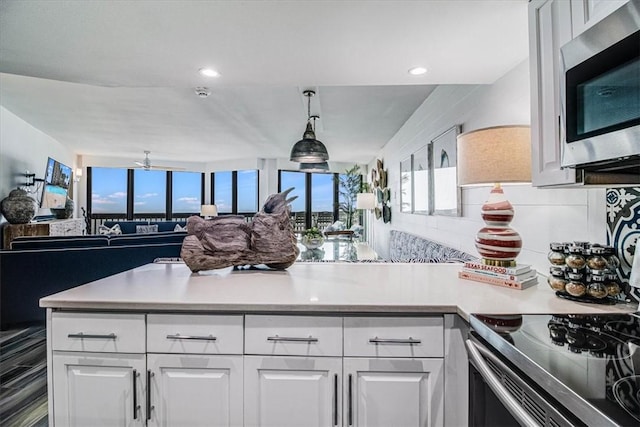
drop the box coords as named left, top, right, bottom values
left=213, top=171, right=233, bottom=214
left=133, top=169, right=166, bottom=215
left=279, top=170, right=348, bottom=231
left=211, top=170, right=259, bottom=215
left=172, top=171, right=203, bottom=215
left=279, top=171, right=306, bottom=213
left=88, top=168, right=204, bottom=221
left=237, top=170, right=258, bottom=213
left=90, top=167, right=128, bottom=214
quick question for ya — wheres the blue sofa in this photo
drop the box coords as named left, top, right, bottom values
left=0, top=228, right=187, bottom=329
left=102, top=220, right=187, bottom=234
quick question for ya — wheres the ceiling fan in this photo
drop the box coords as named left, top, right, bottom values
left=134, top=151, right=185, bottom=171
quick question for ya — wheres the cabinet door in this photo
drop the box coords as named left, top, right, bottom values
left=344, top=358, right=444, bottom=427
left=529, top=0, right=577, bottom=186
left=244, top=355, right=342, bottom=427
left=571, top=0, right=628, bottom=36
left=147, top=353, right=243, bottom=427
left=52, top=352, right=145, bottom=427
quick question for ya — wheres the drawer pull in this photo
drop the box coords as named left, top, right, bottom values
left=166, top=333, right=217, bottom=341
left=369, top=337, right=421, bottom=345
left=267, top=335, right=319, bottom=343
left=68, top=332, right=117, bottom=340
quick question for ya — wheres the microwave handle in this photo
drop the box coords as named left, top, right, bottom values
left=465, top=339, right=539, bottom=427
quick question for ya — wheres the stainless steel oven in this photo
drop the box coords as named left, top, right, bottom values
left=560, top=1, right=640, bottom=171
left=468, top=313, right=640, bottom=427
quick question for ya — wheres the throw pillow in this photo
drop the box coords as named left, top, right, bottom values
left=174, top=223, right=187, bottom=232
left=136, top=224, right=159, bottom=234
left=98, top=223, right=122, bottom=235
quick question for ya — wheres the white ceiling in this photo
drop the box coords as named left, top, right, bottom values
left=0, top=0, right=529, bottom=166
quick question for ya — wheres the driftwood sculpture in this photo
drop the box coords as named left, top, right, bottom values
left=181, top=188, right=300, bottom=272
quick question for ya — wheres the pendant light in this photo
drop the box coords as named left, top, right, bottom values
left=290, top=90, right=330, bottom=163
left=299, top=161, right=329, bottom=172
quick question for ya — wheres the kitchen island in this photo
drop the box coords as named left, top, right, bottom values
left=40, top=262, right=637, bottom=427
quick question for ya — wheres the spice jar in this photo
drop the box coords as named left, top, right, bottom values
left=605, top=274, right=621, bottom=297
left=587, top=246, right=608, bottom=270
left=547, top=267, right=567, bottom=292
left=565, top=246, right=587, bottom=270
left=586, top=274, right=608, bottom=299
left=548, top=243, right=567, bottom=266
left=603, top=246, right=620, bottom=270
left=565, top=272, right=586, bottom=297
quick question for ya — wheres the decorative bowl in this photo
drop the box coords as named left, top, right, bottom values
left=302, top=236, right=325, bottom=250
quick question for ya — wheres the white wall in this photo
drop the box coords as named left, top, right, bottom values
left=0, top=106, right=76, bottom=221
left=370, top=60, right=606, bottom=274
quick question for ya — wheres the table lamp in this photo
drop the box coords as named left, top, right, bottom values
left=356, top=193, right=377, bottom=243
left=457, top=125, right=531, bottom=267
left=200, top=204, right=218, bottom=219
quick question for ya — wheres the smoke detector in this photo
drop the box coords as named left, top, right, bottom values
left=195, top=87, right=211, bottom=98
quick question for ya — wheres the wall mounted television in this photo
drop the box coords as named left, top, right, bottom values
left=40, top=157, right=72, bottom=209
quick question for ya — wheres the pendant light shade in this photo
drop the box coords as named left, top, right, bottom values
left=299, top=161, right=329, bottom=172
left=290, top=90, right=330, bottom=163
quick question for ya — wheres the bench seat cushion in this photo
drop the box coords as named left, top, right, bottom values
left=389, top=230, right=477, bottom=263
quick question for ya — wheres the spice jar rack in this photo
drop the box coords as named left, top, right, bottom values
left=547, top=241, right=622, bottom=305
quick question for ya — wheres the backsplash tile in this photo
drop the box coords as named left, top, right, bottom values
left=606, top=187, right=640, bottom=302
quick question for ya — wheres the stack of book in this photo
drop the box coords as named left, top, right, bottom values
left=458, top=261, right=538, bottom=290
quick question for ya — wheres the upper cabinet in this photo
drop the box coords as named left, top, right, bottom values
left=571, top=0, right=629, bottom=36
left=529, top=0, right=577, bottom=186
left=528, top=0, right=632, bottom=187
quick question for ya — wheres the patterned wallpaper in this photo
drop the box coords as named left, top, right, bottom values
left=606, top=187, right=640, bottom=302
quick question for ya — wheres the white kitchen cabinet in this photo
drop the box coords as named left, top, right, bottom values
left=147, top=353, right=243, bottom=427
left=146, top=314, right=244, bottom=426
left=49, top=312, right=451, bottom=426
left=529, top=0, right=577, bottom=187
left=244, top=355, right=342, bottom=427
left=52, top=352, right=146, bottom=426
left=343, top=317, right=444, bottom=427
left=570, top=0, right=629, bottom=36
left=343, top=358, right=444, bottom=427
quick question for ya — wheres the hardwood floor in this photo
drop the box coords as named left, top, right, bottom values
left=0, top=325, right=48, bottom=427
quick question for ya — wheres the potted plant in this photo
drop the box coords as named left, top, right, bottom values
left=338, top=165, right=362, bottom=229
left=301, top=226, right=325, bottom=249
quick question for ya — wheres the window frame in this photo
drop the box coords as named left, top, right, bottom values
left=210, top=169, right=260, bottom=216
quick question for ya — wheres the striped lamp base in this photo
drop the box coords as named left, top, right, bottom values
left=475, top=184, right=522, bottom=265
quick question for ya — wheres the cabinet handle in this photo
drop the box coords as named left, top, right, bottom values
left=132, top=369, right=139, bottom=420
left=267, top=335, right=318, bottom=343
left=146, top=370, right=154, bottom=421
left=348, top=374, right=353, bottom=426
left=166, top=333, right=217, bottom=341
left=67, top=332, right=116, bottom=340
left=333, top=373, right=338, bottom=426
left=368, top=337, right=421, bottom=344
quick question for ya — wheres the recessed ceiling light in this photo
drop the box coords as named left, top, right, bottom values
left=408, top=66, right=427, bottom=76
left=198, top=68, right=220, bottom=78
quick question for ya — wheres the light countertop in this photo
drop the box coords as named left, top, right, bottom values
left=40, top=263, right=638, bottom=321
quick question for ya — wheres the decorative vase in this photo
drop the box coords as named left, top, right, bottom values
left=302, top=235, right=325, bottom=250
left=0, top=189, right=37, bottom=224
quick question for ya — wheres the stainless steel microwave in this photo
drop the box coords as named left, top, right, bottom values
left=560, top=1, right=640, bottom=175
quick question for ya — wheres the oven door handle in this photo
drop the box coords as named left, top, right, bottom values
left=465, top=339, right=540, bottom=427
